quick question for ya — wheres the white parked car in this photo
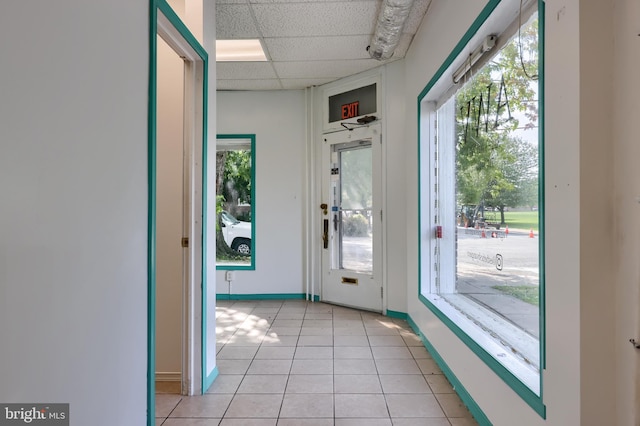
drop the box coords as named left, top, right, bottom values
left=220, top=211, right=252, bottom=254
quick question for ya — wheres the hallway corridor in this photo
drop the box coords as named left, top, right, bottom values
left=156, top=299, right=478, bottom=425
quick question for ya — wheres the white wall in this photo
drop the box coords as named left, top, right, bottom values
left=216, top=90, right=306, bottom=295
left=0, top=1, right=148, bottom=425
left=156, top=36, right=185, bottom=377
left=612, top=0, right=640, bottom=423
left=384, top=60, right=409, bottom=314
left=575, top=0, right=615, bottom=423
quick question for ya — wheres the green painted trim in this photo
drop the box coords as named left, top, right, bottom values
left=406, top=315, right=493, bottom=426
left=216, top=134, right=256, bottom=271
left=418, top=294, right=546, bottom=416
left=147, top=1, right=158, bottom=424
left=537, top=0, right=546, bottom=373
left=217, top=293, right=320, bottom=301
left=386, top=310, right=408, bottom=320
left=157, top=0, right=208, bottom=61
left=201, top=58, right=209, bottom=393
left=203, top=366, right=219, bottom=394
left=416, top=0, right=546, bottom=418
left=417, top=0, right=502, bottom=101
left=157, top=0, right=210, bottom=393
left=217, top=264, right=254, bottom=271
left=151, top=0, right=210, bottom=406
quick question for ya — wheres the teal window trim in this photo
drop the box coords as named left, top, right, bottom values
left=538, top=0, right=546, bottom=372
left=416, top=0, right=546, bottom=418
left=149, top=0, right=210, bottom=422
left=216, top=134, right=256, bottom=271
left=147, top=2, right=158, bottom=423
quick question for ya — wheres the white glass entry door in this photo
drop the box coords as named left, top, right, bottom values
left=321, top=124, right=382, bottom=312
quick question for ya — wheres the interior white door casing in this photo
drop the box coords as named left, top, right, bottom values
left=321, top=123, right=383, bottom=312
left=156, top=8, right=206, bottom=397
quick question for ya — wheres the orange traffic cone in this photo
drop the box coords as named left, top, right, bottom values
left=481, top=228, right=486, bottom=238
left=505, top=225, right=509, bottom=235
left=529, top=228, right=535, bottom=238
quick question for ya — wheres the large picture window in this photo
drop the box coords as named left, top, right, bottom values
left=216, top=134, right=255, bottom=270
left=419, top=0, right=544, bottom=414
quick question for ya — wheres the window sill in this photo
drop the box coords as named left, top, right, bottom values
left=423, top=292, right=540, bottom=395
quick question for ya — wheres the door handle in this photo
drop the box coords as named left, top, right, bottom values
left=323, top=219, right=329, bottom=249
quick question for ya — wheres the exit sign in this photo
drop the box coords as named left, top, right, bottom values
left=341, top=101, right=359, bottom=119
left=328, top=83, right=377, bottom=123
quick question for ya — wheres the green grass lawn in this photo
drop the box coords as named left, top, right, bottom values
left=492, top=285, right=539, bottom=306
left=502, top=211, right=539, bottom=231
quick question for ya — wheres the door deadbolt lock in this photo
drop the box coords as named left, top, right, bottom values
left=320, top=203, right=328, bottom=215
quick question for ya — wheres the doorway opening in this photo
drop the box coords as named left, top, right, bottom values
left=148, top=1, right=210, bottom=424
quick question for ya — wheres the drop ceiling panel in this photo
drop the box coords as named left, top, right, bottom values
left=280, top=78, right=336, bottom=90
left=213, top=0, right=431, bottom=90
left=250, top=0, right=378, bottom=3
left=216, top=4, right=262, bottom=39
left=217, top=62, right=279, bottom=80
left=265, top=35, right=373, bottom=62
left=252, top=2, right=380, bottom=37
left=273, top=59, right=383, bottom=79
left=217, top=79, right=283, bottom=91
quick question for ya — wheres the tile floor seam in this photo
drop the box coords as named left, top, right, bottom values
left=275, top=304, right=302, bottom=422
left=163, top=396, right=182, bottom=423
left=159, top=300, right=477, bottom=426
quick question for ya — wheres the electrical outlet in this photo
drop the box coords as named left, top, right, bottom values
left=225, top=271, right=235, bottom=281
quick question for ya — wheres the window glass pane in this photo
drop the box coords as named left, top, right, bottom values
left=339, top=145, right=372, bottom=272
left=421, top=10, right=541, bottom=395
left=452, top=16, right=540, bottom=342
left=216, top=137, right=254, bottom=269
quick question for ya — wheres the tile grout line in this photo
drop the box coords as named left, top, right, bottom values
left=271, top=302, right=290, bottom=423
left=205, top=301, right=475, bottom=425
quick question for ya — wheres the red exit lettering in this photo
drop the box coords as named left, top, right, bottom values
left=341, top=101, right=359, bottom=119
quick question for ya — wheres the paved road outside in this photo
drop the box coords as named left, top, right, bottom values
left=342, top=236, right=373, bottom=272
left=456, top=227, right=540, bottom=339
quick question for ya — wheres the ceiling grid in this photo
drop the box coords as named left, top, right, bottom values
left=216, top=0, right=432, bottom=90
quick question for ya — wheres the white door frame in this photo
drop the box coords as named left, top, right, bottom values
left=157, top=9, right=205, bottom=397
left=149, top=5, right=208, bottom=423
left=319, top=123, right=384, bottom=312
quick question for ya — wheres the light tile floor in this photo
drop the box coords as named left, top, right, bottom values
left=156, top=300, right=479, bottom=426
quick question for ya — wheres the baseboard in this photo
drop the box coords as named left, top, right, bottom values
left=155, top=372, right=181, bottom=382
left=386, top=309, right=408, bottom=320
left=217, top=293, right=320, bottom=301
left=405, top=315, right=492, bottom=426
left=203, top=366, right=219, bottom=393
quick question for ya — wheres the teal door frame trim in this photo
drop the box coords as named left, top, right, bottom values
left=148, top=1, right=209, bottom=424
